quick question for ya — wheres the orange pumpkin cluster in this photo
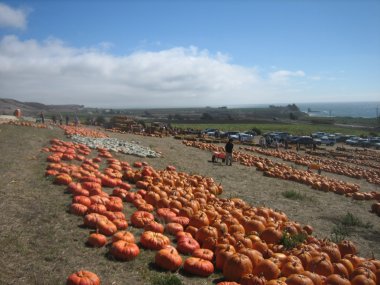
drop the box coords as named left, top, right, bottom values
left=106, top=128, right=168, bottom=138
left=44, top=138, right=379, bottom=284
left=60, top=125, right=109, bottom=138
left=182, top=140, right=360, bottom=196
left=244, top=146, right=380, bottom=186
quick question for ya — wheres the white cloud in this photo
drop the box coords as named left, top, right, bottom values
left=0, top=36, right=267, bottom=107
left=269, top=70, right=305, bottom=83
left=0, top=3, right=28, bottom=29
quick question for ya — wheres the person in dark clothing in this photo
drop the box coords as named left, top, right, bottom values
left=40, top=112, right=45, bottom=124
left=65, top=114, right=69, bottom=126
left=225, top=138, right=234, bottom=166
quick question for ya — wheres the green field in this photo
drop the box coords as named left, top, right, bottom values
left=173, top=122, right=375, bottom=136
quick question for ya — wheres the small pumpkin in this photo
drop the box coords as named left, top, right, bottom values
left=192, top=248, right=214, bottom=261
left=112, top=231, right=135, bottom=244
left=66, top=270, right=100, bottom=285
left=144, top=221, right=164, bottom=233
left=87, top=233, right=107, bottom=248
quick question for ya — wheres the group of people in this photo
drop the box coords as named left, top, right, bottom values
left=39, top=112, right=79, bottom=126
left=259, top=136, right=289, bottom=150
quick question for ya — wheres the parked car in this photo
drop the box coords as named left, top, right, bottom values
left=238, top=133, right=254, bottom=142
left=320, top=136, right=336, bottom=146
left=357, top=138, right=370, bottom=148
left=295, top=136, right=314, bottom=146
left=288, top=135, right=300, bottom=143
left=222, top=131, right=240, bottom=139
left=311, top=132, right=328, bottom=138
left=345, top=137, right=360, bottom=146
left=370, top=138, right=380, bottom=149
left=265, top=131, right=289, bottom=142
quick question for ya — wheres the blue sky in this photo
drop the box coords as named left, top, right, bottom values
left=0, top=0, right=379, bottom=107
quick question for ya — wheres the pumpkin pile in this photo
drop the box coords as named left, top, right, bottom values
left=106, top=128, right=169, bottom=138
left=44, top=138, right=380, bottom=284
left=243, top=146, right=380, bottom=186
left=182, top=141, right=361, bottom=196
left=60, top=125, right=109, bottom=138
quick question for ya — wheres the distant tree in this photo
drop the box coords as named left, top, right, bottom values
left=289, top=112, right=298, bottom=120
left=95, top=115, right=106, bottom=125
left=137, top=120, right=146, bottom=128
left=287, top=104, right=300, bottom=112
left=201, top=113, right=213, bottom=120
left=173, top=114, right=183, bottom=120
left=251, top=127, right=261, bottom=135
left=144, top=111, right=152, bottom=117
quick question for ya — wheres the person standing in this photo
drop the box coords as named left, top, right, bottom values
left=74, top=114, right=79, bottom=126
left=225, top=138, right=234, bottom=166
left=40, top=112, right=45, bottom=124
left=59, top=114, right=63, bottom=125
left=65, top=114, right=69, bottom=126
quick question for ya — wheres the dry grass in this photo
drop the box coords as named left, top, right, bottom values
left=0, top=124, right=379, bottom=285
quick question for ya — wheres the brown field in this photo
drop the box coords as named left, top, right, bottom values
left=0, top=124, right=379, bottom=285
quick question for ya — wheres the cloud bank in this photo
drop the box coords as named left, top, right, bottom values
left=0, top=35, right=308, bottom=107
left=0, top=3, right=28, bottom=29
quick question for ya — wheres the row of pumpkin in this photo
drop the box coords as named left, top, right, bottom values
left=304, top=150, right=380, bottom=171
left=182, top=141, right=361, bottom=196
left=60, top=125, right=109, bottom=138
left=41, top=137, right=380, bottom=284
left=182, top=140, right=380, bottom=217
left=243, top=146, right=380, bottom=186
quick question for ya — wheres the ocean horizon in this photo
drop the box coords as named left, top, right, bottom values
left=228, top=101, right=380, bottom=118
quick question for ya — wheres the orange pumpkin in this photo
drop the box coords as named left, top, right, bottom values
left=66, top=270, right=100, bottom=285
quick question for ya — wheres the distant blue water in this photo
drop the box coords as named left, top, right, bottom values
left=231, top=102, right=380, bottom=118
left=297, top=102, right=379, bottom=118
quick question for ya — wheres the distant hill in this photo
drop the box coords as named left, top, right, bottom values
left=0, top=98, right=84, bottom=116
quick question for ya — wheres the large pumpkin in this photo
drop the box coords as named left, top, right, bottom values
left=285, top=274, right=314, bottom=285
left=176, top=237, right=200, bottom=255
left=183, top=257, right=214, bottom=277
left=155, top=248, right=183, bottom=271
left=110, top=240, right=140, bottom=261
left=111, top=231, right=135, bottom=243
left=252, top=259, right=281, bottom=281
left=130, top=211, right=155, bottom=228
left=140, top=231, right=171, bottom=250
left=223, top=253, right=253, bottom=282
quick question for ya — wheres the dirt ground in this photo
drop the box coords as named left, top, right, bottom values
left=0, top=124, right=379, bottom=285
